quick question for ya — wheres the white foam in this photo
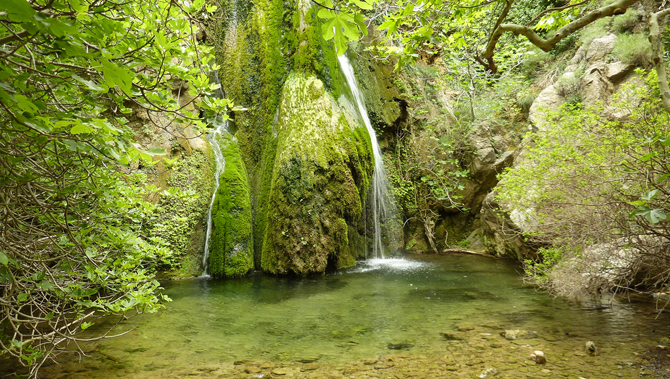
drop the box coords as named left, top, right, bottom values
left=348, top=258, right=432, bottom=273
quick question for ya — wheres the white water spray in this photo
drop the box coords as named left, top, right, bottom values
left=338, top=55, right=399, bottom=258
left=202, top=119, right=227, bottom=276
left=201, top=69, right=229, bottom=276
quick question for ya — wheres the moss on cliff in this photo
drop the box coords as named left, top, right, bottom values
left=261, top=74, right=372, bottom=275
left=152, top=148, right=214, bottom=278
left=208, top=132, right=254, bottom=278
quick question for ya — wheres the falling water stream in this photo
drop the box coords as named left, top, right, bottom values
left=338, top=55, right=398, bottom=258
left=201, top=119, right=227, bottom=276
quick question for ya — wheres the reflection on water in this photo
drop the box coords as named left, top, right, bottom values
left=35, top=254, right=670, bottom=378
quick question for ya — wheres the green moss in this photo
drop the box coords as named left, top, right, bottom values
left=209, top=1, right=381, bottom=275
left=208, top=133, right=254, bottom=278
left=152, top=149, right=214, bottom=278
left=260, top=74, right=373, bottom=275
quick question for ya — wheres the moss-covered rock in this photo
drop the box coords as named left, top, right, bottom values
left=150, top=148, right=215, bottom=279
left=208, top=133, right=254, bottom=278
left=261, top=74, right=373, bottom=275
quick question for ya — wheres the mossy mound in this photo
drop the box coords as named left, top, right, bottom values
left=208, top=133, right=254, bottom=278
left=261, top=74, right=373, bottom=275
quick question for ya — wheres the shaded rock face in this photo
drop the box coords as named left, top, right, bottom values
left=128, top=90, right=215, bottom=279
left=261, top=74, right=373, bottom=275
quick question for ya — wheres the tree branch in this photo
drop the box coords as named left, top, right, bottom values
left=480, top=0, right=639, bottom=73
left=310, top=0, right=335, bottom=11
left=650, top=7, right=670, bottom=112
left=525, top=0, right=590, bottom=27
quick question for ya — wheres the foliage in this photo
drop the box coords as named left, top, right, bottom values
left=577, top=16, right=611, bottom=47
left=613, top=32, right=653, bottom=66
left=524, top=247, right=564, bottom=284
left=497, top=70, right=670, bottom=295
left=0, top=0, right=225, bottom=375
left=611, top=6, right=639, bottom=33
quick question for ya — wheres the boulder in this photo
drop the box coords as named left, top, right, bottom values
left=607, top=61, right=633, bottom=83
left=585, top=34, right=617, bottom=62
left=529, top=84, right=563, bottom=130
left=583, top=62, right=614, bottom=106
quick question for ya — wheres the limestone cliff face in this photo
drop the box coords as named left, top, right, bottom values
left=478, top=32, right=643, bottom=260
left=128, top=90, right=215, bottom=278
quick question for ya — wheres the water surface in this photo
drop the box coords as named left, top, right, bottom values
left=40, top=254, right=669, bottom=378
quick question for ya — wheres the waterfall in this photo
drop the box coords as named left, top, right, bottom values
left=338, top=55, right=399, bottom=258
left=202, top=119, right=227, bottom=276
left=202, top=70, right=228, bottom=276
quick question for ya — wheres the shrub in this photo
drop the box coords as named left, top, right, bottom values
left=578, top=18, right=611, bottom=47
left=612, top=8, right=640, bottom=33
left=613, top=33, right=652, bottom=66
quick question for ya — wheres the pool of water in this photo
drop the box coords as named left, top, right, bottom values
left=36, top=254, right=670, bottom=378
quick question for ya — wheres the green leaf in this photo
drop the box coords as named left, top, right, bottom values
left=317, top=8, right=335, bottom=19
left=70, top=122, right=94, bottom=134
left=100, top=59, right=134, bottom=96
left=354, top=14, right=368, bottom=37
left=0, top=251, right=7, bottom=266
left=642, top=189, right=659, bottom=201
left=353, top=0, right=373, bottom=10
left=80, top=322, right=94, bottom=330
left=38, top=280, right=54, bottom=290
left=647, top=208, right=667, bottom=224
left=17, top=293, right=28, bottom=302
left=0, top=0, right=37, bottom=22
left=146, top=147, right=168, bottom=156
left=72, top=74, right=107, bottom=92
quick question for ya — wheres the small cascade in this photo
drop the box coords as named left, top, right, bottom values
left=338, top=55, right=399, bottom=258
left=202, top=70, right=228, bottom=276
left=202, top=119, right=228, bottom=276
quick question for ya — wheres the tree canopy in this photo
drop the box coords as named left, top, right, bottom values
left=0, top=0, right=225, bottom=375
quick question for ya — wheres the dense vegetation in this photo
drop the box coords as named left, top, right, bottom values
left=320, top=0, right=669, bottom=288
left=0, top=0, right=226, bottom=374
left=1, top=0, right=669, bottom=376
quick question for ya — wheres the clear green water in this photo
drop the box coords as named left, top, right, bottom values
left=37, top=254, right=670, bottom=378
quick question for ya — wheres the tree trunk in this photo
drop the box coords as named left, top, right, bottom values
left=650, top=8, right=670, bottom=113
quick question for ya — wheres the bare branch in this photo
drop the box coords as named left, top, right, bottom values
left=480, top=0, right=640, bottom=72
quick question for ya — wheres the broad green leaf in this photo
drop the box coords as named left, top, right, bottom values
left=146, top=147, right=168, bottom=156
left=317, top=8, right=335, bottom=19
left=100, top=60, right=134, bottom=96
left=0, top=251, right=7, bottom=266
left=354, top=14, right=368, bottom=37
left=0, top=0, right=37, bottom=22
left=354, top=0, right=373, bottom=10
left=642, top=189, right=659, bottom=201
left=38, top=280, right=54, bottom=290
left=70, top=122, right=94, bottom=134
left=72, top=74, right=107, bottom=92
left=647, top=208, right=667, bottom=224
left=17, top=293, right=28, bottom=302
